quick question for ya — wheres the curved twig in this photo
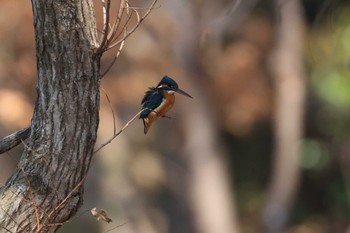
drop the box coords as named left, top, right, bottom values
left=107, top=1, right=157, bottom=50
left=94, top=108, right=149, bottom=154
left=100, top=40, right=125, bottom=79
left=101, top=88, right=117, bottom=135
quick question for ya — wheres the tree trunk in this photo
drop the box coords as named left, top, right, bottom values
left=263, top=0, right=306, bottom=232
left=167, top=1, right=241, bottom=233
left=0, top=0, right=100, bottom=232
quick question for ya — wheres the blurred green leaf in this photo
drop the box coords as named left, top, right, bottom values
left=301, top=139, right=330, bottom=170
left=310, top=8, right=350, bottom=108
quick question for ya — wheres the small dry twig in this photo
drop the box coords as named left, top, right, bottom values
left=108, top=0, right=127, bottom=44
left=107, top=1, right=158, bottom=51
left=102, top=88, right=117, bottom=135
left=94, top=108, right=149, bottom=154
left=25, top=178, right=40, bottom=231
left=0, top=225, right=13, bottom=233
left=46, top=210, right=90, bottom=227
left=98, top=0, right=111, bottom=53
left=96, top=0, right=159, bottom=78
left=97, top=0, right=159, bottom=79
left=103, top=222, right=127, bottom=233
left=0, top=206, right=22, bottom=232
left=47, top=175, right=87, bottom=218
left=20, top=140, right=62, bottom=203
left=19, top=168, right=45, bottom=232
left=100, top=40, right=125, bottom=79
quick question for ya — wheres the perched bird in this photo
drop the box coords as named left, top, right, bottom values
left=140, top=75, right=193, bottom=134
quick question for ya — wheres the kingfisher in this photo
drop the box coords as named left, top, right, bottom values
left=140, top=75, right=193, bottom=134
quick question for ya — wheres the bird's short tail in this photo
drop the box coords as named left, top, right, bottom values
left=142, top=118, right=149, bottom=134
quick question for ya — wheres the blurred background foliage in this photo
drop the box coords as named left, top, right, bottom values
left=1, top=0, right=350, bottom=232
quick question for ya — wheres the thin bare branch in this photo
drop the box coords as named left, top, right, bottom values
left=100, top=40, right=125, bottom=78
left=126, top=5, right=161, bottom=11
left=20, top=168, right=41, bottom=232
left=105, top=8, right=134, bottom=50
left=101, top=0, right=107, bottom=34
left=107, top=6, right=139, bottom=46
left=0, top=225, right=13, bottom=233
left=18, top=193, right=50, bottom=221
left=0, top=206, right=22, bottom=232
left=47, top=175, right=87, bottom=218
left=125, top=0, right=130, bottom=16
left=20, top=140, right=44, bottom=156
left=46, top=210, right=90, bottom=227
left=8, top=167, right=50, bottom=221
left=108, top=0, right=127, bottom=43
left=19, top=140, right=62, bottom=203
left=103, top=222, right=127, bottom=233
left=107, top=0, right=157, bottom=50
left=97, top=0, right=159, bottom=79
left=19, top=168, right=55, bottom=232
left=98, top=0, right=111, bottom=53
left=133, top=6, right=141, bottom=22
left=94, top=108, right=149, bottom=154
left=102, top=88, right=117, bottom=135
left=17, top=151, right=88, bottom=231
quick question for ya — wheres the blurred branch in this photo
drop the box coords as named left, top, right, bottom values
left=263, top=0, right=306, bottom=232
left=0, top=127, right=30, bottom=154
left=103, top=222, right=127, bottom=233
left=167, top=1, right=241, bottom=233
left=201, top=0, right=258, bottom=42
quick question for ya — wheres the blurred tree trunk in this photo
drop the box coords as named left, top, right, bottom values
left=181, top=85, right=240, bottom=233
left=263, top=0, right=306, bottom=232
left=0, top=1, right=100, bottom=232
left=168, top=1, right=241, bottom=233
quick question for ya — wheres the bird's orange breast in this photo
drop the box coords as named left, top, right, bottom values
left=155, top=92, right=175, bottom=117
left=143, top=93, right=175, bottom=134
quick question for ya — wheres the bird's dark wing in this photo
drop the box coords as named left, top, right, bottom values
left=140, top=87, right=163, bottom=119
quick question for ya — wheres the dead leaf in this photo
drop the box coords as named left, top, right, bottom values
left=91, top=207, right=112, bottom=223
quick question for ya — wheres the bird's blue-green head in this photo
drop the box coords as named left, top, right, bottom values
left=157, top=76, right=193, bottom=98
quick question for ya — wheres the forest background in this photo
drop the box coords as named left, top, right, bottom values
left=0, top=0, right=349, bottom=233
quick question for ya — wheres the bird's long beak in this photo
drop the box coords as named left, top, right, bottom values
left=176, top=88, right=193, bottom=98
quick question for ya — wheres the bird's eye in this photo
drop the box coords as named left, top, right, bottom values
left=168, top=85, right=175, bottom=89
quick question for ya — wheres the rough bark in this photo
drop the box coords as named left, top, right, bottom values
left=263, top=0, right=306, bottom=232
left=0, top=0, right=100, bottom=232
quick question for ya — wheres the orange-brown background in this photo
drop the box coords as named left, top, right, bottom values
left=1, top=0, right=350, bottom=233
